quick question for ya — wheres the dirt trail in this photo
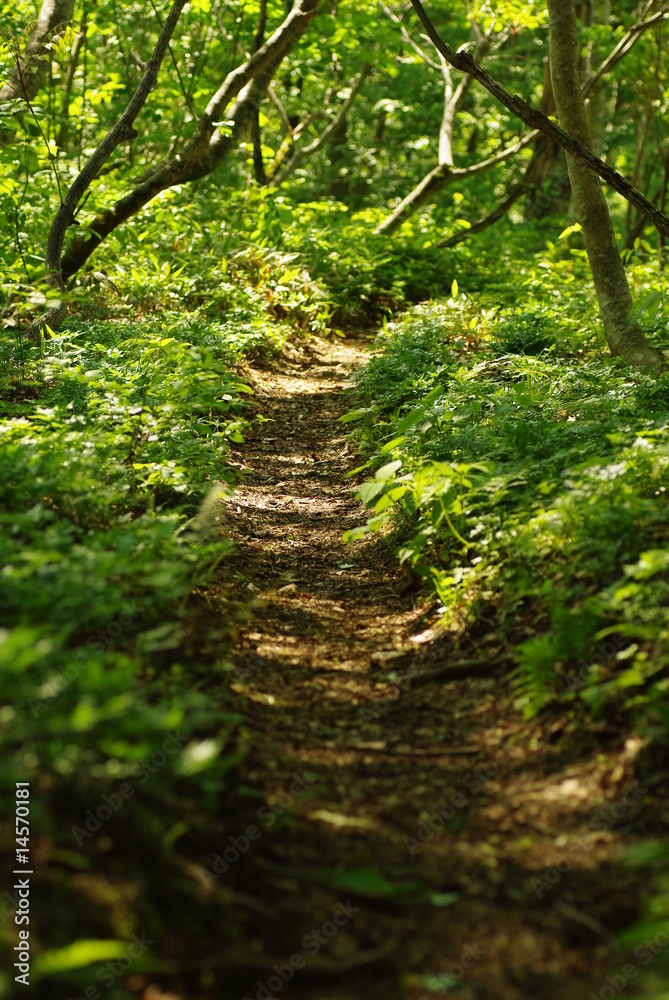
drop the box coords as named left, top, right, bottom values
left=215, top=334, right=649, bottom=1000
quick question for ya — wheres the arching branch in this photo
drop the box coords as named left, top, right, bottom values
left=24, top=0, right=188, bottom=339
left=406, top=0, right=669, bottom=238
left=59, top=0, right=321, bottom=281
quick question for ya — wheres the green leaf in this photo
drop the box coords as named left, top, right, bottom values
left=557, top=222, right=582, bottom=241
left=628, top=289, right=661, bottom=324
left=397, top=406, right=428, bottom=434
left=358, top=479, right=385, bottom=504
left=343, top=525, right=369, bottom=542
left=340, top=407, right=373, bottom=423
left=316, top=866, right=418, bottom=897
left=380, top=435, right=407, bottom=454
left=375, top=459, right=402, bottom=481
left=34, top=940, right=128, bottom=979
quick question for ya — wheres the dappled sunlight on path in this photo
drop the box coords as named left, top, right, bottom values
left=208, top=334, right=651, bottom=1000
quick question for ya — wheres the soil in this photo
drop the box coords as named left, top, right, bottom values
left=202, top=333, right=657, bottom=1000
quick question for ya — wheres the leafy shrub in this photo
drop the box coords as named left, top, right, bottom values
left=0, top=309, right=265, bottom=996
left=344, top=294, right=669, bottom=730
left=491, top=307, right=557, bottom=356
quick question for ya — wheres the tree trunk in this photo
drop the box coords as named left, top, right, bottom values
left=56, top=14, right=86, bottom=151
left=0, top=0, right=76, bottom=144
left=25, top=0, right=188, bottom=340
left=373, top=21, right=479, bottom=233
left=58, top=0, right=320, bottom=281
left=525, top=53, right=571, bottom=218
left=528, top=0, right=611, bottom=221
left=406, top=0, right=669, bottom=244
left=583, top=0, right=611, bottom=156
left=251, top=0, right=269, bottom=186
left=547, top=0, right=662, bottom=371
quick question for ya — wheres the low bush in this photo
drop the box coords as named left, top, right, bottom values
left=345, top=292, right=669, bottom=728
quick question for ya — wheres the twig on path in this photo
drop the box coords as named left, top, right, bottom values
left=343, top=742, right=481, bottom=756
left=404, top=653, right=514, bottom=688
left=554, top=898, right=620, bottom=947
left=189, top=944, right=393, bottom=975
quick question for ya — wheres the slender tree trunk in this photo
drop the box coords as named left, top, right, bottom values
left=528, top=0, right=612, bottom=220
left=0, top=0, right=76, bottom=144
left=548, top=0, right=662, bottom=370
left=374, top=23, right=479, bottom=233
left=25, top=0, right=188, bottom=340
left=59, top=0, right=320, bottom=280
left=56, top=14, right=86, bottom=151
left=567, top=0, right=611, bottom=218
left=251, top=0, right=268, bottom=185
left=525, top=52, right=571, bottom=218
left=584, top=0, right=611, bottom=155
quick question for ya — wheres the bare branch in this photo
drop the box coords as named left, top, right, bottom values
left=582, top=3, right=669, bottom=98
left=376, top=130, right=536, bottom=234
left=378, top=0, right=441, bottom=69
left=435, top=6, right=669, bottom=250
left=268, top=83, right=294, bottom=134
left=270, top=63, right=372, bottom=185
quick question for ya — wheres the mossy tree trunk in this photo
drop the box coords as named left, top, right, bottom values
left=547, top=0, right=663, bottom=371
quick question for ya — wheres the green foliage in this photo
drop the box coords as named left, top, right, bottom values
left=491, top=307, right=557, bottom=356
left=2, top=0, right=669, bottom=987
left=345, top=287, right=669, bottom=728
left=0, top=304, right=269, bottom=995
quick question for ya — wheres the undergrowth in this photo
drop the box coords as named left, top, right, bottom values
left=0, top=293, right=290, bottom=996
left=345, top=283, right=669, bottom=730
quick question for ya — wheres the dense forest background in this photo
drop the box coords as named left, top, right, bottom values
left=3, top=0, right=669, bottom=998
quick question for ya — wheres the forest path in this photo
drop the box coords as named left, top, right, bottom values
left=214, top=333, right=646, bottom=1000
